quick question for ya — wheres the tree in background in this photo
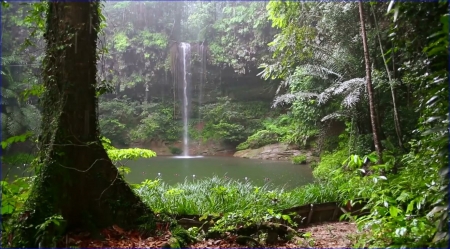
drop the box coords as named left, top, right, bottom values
left=358, top=0, right=383, bottom=162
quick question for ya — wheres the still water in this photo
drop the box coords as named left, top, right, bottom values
left=2, top=156, right=314, bottom=190
left=123, top=156, right=314, bottom=190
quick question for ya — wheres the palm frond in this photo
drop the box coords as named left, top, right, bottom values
left=321, top=111, right=345, bottom=122
left=320, top=109, right=353, bottom=122
left=300, top=64, right=343, bottom=80
left=273, top=92, right=318, bottom=107
left=316, top=77, right=365, bottom=107
left=22, top=104, right=42, bottom=132
left=1, top=87, right=19, bottom=99
left=6, top=111, right=24, bottom=136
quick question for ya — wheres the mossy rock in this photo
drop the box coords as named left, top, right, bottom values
left=162, top=226, right=196, bottom=248
left=162, top=237, right=181, bottom=248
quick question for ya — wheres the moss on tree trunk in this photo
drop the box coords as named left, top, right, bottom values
left=10, top=2, right=153, bottom=247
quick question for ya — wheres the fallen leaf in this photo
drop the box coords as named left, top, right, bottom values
left=112, top=224, right=125, bottom=235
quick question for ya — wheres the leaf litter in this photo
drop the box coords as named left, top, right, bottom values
left=58, top=221, right=359, bottom=248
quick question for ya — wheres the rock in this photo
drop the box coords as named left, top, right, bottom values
left=138, top=139, right=236, bottom=156
left=162, top=237, right=181, bottom=249
left=233, top=143, right=318, bottom=162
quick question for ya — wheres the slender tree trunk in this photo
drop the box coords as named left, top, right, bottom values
left=371, top=5, right=404, bottom=150
left=11, top=2, right=153, bottom=247
left=358, top=1, right=383, bottom=162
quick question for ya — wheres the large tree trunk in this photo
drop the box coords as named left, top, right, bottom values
left=358, top=1, right=383, bottom=162
left=11, top=2, right=153, bottom=247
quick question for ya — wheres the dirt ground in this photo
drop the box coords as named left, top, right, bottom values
left=61, top=221, right=360, bottom=248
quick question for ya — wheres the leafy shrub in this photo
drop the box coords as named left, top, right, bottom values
left=1, top=176, right=35, bottom=242
left=350, top=148, right=444, bottom=248
left=238, top=112, right=321, bottom=151
left=291, top=155, right=307, bottom=164
left=310, top=145, right=446, bottom=248
left=309, top=161, right=318, bottom=169
left=312, top=148, right=348, bottom=180
left=98, top=97, right=138, bottom=145
left=130, top=103, right=181, bottom=142
left=2, top=153, right=35, bottom=166
left=99, top=99, right=182, bottom=144
left=169, top=146, right=182, bottom=155
left=101, top=137, right=157, bottom=164
left=236, top=130, right=278, bottom=150
left=200, top=97, right=268, bottom=144
left=99, top=118, right=129, bottom=145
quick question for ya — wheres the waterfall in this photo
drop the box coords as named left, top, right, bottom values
left=180, top=42, right=190, bottom=156
left=199, top=43, right=204, bottom=123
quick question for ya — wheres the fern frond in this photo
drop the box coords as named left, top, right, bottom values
left=300, top=64, right=343, bottom=80
left=321, top=110, right=353, bottom=122
left=333, top=77, right=365, bottom=95
left=342, top=88, right=362, bottom=108
left=1, top=112, right=8, bottom=128
left=21, top=105, right=41, bottom=132
left=316, top=77, right=365, bottom=107
left=1, top=87, right=19, bottom=99
left=273, top=92, right=318, bottom=107
left=7, top=112, right=24, bottom=136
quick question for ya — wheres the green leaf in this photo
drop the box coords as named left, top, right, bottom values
left=1, top=132, right=34, bottom=149
left=1, top=204, right=14, bottom=215
left=389, top=206, right=400, bottom=218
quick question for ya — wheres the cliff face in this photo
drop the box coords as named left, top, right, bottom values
left=131, top=139, right=236, bottom=157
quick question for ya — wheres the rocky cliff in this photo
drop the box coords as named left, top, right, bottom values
left=233, top=143, right=319, bottom=162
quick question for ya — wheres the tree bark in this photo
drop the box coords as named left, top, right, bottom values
left=358, top=1, right=383, bottom=162
left=11, top=2, right=153, bottom=247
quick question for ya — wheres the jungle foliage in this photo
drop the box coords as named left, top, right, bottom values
left=1, top=1, right=448, bottom=248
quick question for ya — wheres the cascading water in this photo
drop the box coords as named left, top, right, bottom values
left=180, top=42, right=190, bottom=156
left=199, top=43, right=204, bottom=122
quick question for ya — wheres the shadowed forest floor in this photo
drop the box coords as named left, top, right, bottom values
left=59, top=222, right=359, bottom=248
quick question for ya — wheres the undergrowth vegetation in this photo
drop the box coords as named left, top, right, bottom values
left=2, top=135, right=447, bottom=247
left=135, top=176, right=344, bottom=216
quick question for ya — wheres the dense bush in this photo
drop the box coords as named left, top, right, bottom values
left=99, top=99, right=182, bottom=145
left=200, top=97, right=269, bottom=145
left=291, top=155, right=307, bottom=165
left=312, top=148, right=348, bottom=180
left=129, top=103, right=181, bottom=143
left=237, top=112, right=321, bottom=150
left=98, top=97, right=138, bottom=145
left=236, top=130, right=279, bottom=150
left=169, top=146, right=182, bottom=155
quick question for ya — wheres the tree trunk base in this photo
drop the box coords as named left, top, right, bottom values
left=9, top=143, right=155, bottom=248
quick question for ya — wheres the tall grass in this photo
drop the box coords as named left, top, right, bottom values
left=135, top=175, right=356, bottom=215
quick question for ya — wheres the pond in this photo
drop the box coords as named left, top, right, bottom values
left=123, top=156, right=314, bottom=190
left=2, top=156, right=314, bottom=190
